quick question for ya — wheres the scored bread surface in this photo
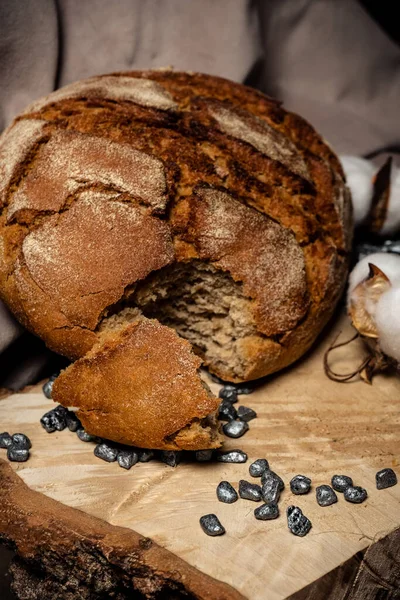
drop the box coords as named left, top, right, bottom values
left=0, top=71, right=351, bottom=448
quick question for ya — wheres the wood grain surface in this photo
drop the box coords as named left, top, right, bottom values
left=0, top=312, right=399, bottom=599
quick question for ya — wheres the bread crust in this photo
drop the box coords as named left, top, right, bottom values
left=0, top=70, right=352, bottom=387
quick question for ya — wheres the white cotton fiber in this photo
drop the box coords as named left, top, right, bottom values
left=381, top=166, right=400, bottom=236
left=348, top=252, right=400, bottom=296
left=375, top=287, right=400, bottom=362
left=340, top=155, right=375, bottom=225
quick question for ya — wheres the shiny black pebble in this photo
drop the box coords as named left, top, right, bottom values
left=94, top=442, right=118, bottom=462
left=262, top=478, right=281, bottom=503
left=40, top=407, right=67, bottom=433
left=0, top=432, right=12, bottom=449
left=11, top=433, right=32, bottom=450
left=139, top=450, right=155, bottom=462
left=376, top=468, right=397, bottom=490
left=287, top=506, right=312, bottom=537
left=331, top=474, right=353, bottom=492
left=195, top=450, right=213, bottom=462
left=261, top=470, right=285, bottom=490
left=7, top=447, right=29, bottom=462
left=217, top=481, right=238, bottom=503
left=216, top=449, right=248, bottom=463
left=161, top=450, right=181, bottom=467
left=254, top=502, right=279, bottom=520
left=344, top=486, right=368, bottom=504
left=218, top=386, right=238, bottom=404
left=218, top=401, right=237, bottom=422
left=117, top=449, right=139, bottom=470
left=66, top=411, right=82, bottom=432
left=239, top=479, right=262, bottom=501
left=77, top=429, right=97, bottom=443
left=249, top=458, right=269, bottom=478
left=290, top=475, right=311, bottom=495
left=237, top=406, right=257, bottom=422
left=316, top=485, right=337, bottom=506
left=223, top=420, right=249, bottom=438
left=199, top=514, right=225, bottom=536
left=42, top=378, right=55, bottom=399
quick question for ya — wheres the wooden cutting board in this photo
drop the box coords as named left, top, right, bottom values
left=0, top=312, right=399, bottom=599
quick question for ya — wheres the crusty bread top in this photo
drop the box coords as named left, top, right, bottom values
left=0, top=70, right=351, bottom=376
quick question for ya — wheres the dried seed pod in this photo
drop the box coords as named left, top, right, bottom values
left=344, top=485, right=368, bottom=504
left=222, top=420, right=249, bottom=438
left=199, top=514, right=225, bottom=537
left=331, top=474, right=353, bottom=492
left=237, top=406, right=257, bottom=422
left=290, top=475, right=311, bottom=495
left=239, top=480, right=262, bottom=502
left=287, top=505, right=312, bottom=537
left=249, top=458, right=269, bottom=478
left=216, top=449, right=248, bottom=463
left=254, top=502, right=279, bottom=521
left=216, top=481, right=238, bottom=504
left=316, top=485, right=337, bottom=507
left=376, top=468, right=397, bottom=490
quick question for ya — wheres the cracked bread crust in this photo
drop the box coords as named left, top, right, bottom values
left=0, top=70, right=352, bottom=392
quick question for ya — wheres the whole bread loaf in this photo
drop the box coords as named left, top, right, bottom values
left=0, top=71, right=352, bottom=449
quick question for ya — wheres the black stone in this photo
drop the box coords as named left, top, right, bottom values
left=316, top=485, right=338, bottom=507
left=249, top=458, right=269, bottom=478
left=7, top=447, right=29, bottom=463
left=218, top=386, right=238, bottom=404
left=222, top=420, right=249, bottom=438
left=254, top=502, right=279, bottom=521
left=195, top=450, right=213, bottom=462
left=0, top=432, right=12, bottom=449
left=161, top=450, right=182, bottom=467
left=94, top=442, right=118, bottom=463
left=216, top=481, right=238, bottom=504
left=77, top=429, right=97, bottom=443
left=290, top=475, right=312, bottom=495
left=216, top=449, right=248, bottom=463
left=344, top=486, right=368, bottom=504
left=376, top=468, right=397, bottom=490
left=261, top=470, right=285, bottom=490
left=218, top=401, right=237, bottom=422
left=331, top=474, right=353, bottom=493
left=42, top=380, right=54, bottom=399
left=117, top=449, right=139, bottom=470
left=40, top=408, right=67, bottom=433
left=239, top=479, right=262, bottom=502
left=237, top=406, right=257, bottom=422
left=138, top=450, right=155, bottom=462
left=199, top=514, right=225, bottom=536
left=65, top=411, right=82, bottom=432
left=287, top=505, right=312, bottom=537
left=262, top=478, right=281, bottom=503
left=235, top=384, right=255, bottom=395
left=11, top=433, right=32, bottom=450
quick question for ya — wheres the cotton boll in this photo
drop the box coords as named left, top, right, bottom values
left=381, top=166, right=400, bottom=236
left=340, top=156, right=375, bottom=225
left=348, top=252, right=400, bottom=299
left=375, top=287, right=400, bottom=362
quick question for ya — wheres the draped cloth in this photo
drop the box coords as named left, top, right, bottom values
left=1, top=0, right=399, bottom=389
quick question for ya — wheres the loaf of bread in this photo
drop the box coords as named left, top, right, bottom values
left=0, top=70, right=352, bottom=449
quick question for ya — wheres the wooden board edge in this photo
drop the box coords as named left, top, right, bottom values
left=0, top=459, right=245, bottom=600
left=288, top=526, right=400, bottom=600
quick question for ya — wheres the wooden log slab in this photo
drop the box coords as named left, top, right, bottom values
left=0, top=312, right=399, bottom=599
